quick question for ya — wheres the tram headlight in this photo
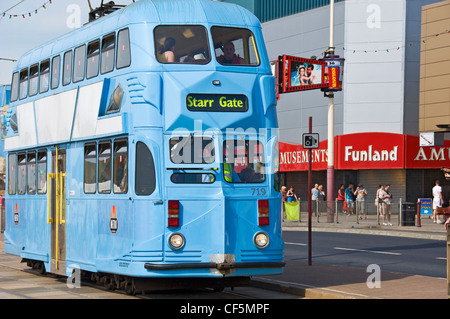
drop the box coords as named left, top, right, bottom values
left=169, top=233, right=185, bottom=250
left=254, top=232, right=269, bottom=248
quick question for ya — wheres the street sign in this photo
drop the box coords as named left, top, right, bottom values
left=303, top=133, right=319, bottom=149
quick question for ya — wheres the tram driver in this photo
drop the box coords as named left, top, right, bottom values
left=216, top=42, right=245, bottom=65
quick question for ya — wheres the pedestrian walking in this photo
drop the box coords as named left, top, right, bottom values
left=375, top=184, right=383, bottom=220
left=311, top=184, right=319, bottom=214
left=432, top=180, right=444, bottom=224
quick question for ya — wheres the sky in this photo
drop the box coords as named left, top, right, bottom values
left=0, top=0, right=135, bottom=85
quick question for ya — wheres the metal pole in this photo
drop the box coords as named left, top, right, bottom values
left=308, top=116, right=312, bottom=266
left=326, top=0, right=336, bottom=223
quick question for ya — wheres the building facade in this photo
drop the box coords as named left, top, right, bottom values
left=222, top=0, right=450, bottom=211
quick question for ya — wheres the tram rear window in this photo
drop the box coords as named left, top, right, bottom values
left=223, top=140, right=265, bottom=183
left=170, top=136, right=215, bottom=164
left=212, top=27, right=259, bottom=66
left=154, top=25, right=210, bottom=64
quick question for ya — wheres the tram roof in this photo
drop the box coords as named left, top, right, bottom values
left=15, top=0, right=260, bottom=69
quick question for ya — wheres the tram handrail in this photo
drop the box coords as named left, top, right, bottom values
left=47, top=173, right=55, bottom=224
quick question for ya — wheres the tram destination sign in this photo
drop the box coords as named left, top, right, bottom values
left=186, top=94, right=248, bottom=112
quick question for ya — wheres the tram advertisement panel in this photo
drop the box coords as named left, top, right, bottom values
left=278, top=55, right=327, bottom=93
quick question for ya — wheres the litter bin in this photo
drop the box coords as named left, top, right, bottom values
left=401, top=202, right=416, bottom=226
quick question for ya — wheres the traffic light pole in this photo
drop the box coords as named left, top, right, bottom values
left=308, top=116, right=312, bottom=266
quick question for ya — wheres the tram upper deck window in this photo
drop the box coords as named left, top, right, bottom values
left=29, top=64, right=39, bottom=97
left=73, top=44, right=86, bottom=83
left=39, top=59, right=50, bottom=93
left=87, top=40, right=100, bottom=79
left=10, top=72, right=19, bottom=102
left=63, top=50, right=72, bottom=86
left=211, top=27, right=259, bottom=66
left=154, top=25, right=210, bottom=64
left=19, top=68, right=28, bottom=100
left=117, top=28, right=131, bottom=69
left=51, top=55, right=60, bottom=89
left=101, top=33, right=115, bottom=74
left=223, top=140, right=265, bottom=183
left=170, top=136, right=215, bottom=164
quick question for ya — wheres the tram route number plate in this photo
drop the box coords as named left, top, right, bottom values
left=186, top=94, right=248, bottom=112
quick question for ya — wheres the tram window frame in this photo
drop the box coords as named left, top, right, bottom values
left=117, top=28, right=131, bottom=69
left=171, top=173, right=215, bottom=184
left=17, top=152, right=27, bottom=195
left=135, top=142, right=156, bottom=196
left=39, top=59, right=50, bottom=94
left=154, top=25, right=211, bottom=64
left=51, top=55, right=61, bottom=89
left=169, top=136, right=215, bottom=164
left=63, top=50, right=72, bottom=86
left=101, top=33, right=115, bottom=74
left=113, top=139, right=128, bottom=194
left=8, top=153, right=18, bottom=195
left=222, top=140, right=265, bottom=184
left=19, top=68, right=29, bottom=100
left=10, top=72, right=19, bottom=102
left=87, top=39, right=100, bottom=79
left=84, top=143, right=97, bottom=194
left=27, top=151, right=37, bottom=195
left=98, top=140, right=112, bottom=194
left=211, top=26, right=260, bottom=66
left=73, top=44, right=86, bottom=83
left=37, top=150, right=47, bottom=194
left=29, top=64, right=39, bottom=97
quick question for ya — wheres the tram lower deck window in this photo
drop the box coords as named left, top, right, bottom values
left=8, top=153, right=17, bottom=195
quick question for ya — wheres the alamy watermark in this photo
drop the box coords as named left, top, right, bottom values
left=366, top=264, right=381, bottom=289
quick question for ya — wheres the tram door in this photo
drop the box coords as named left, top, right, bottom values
left=49, top=148, right=66, bottom=275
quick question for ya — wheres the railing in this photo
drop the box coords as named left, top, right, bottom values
left=282, top=198, right=417, bottom=226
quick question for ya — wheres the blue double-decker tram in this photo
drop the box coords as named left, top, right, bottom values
left=3, top=0, right=284, bottom=293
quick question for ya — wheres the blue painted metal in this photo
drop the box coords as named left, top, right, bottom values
left=4, top=0, right=284, bottom=282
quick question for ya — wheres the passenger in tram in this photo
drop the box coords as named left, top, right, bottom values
left=216, top=42, right=245, bottom=65
left=158, top=37, right=176, bottom=62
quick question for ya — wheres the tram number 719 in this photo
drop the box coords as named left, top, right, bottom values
left=251, top=187, right=266, bottom=196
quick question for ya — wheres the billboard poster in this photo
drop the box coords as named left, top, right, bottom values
left=278, top=55, right=327, bottom=93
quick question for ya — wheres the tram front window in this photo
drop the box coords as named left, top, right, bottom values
left=223, top=140, right=265, bottom=183
left=154, top=25, right=210, bottom=64
left=212, top=26, right=259, bottom=66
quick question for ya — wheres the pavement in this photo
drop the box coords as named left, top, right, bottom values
left=1, top=211, right=449, bottom=299
left=252, top=211, right=450, bottom=299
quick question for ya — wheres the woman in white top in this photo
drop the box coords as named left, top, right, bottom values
left=432, top=180, right=444, bottom=223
